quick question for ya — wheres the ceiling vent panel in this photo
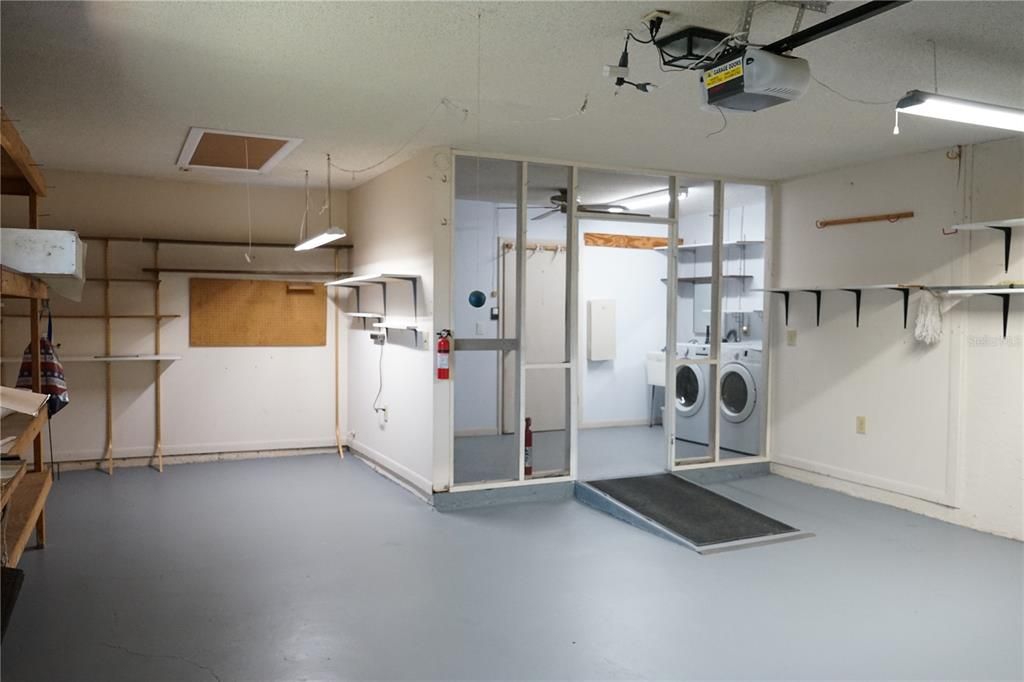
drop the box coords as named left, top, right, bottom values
left=177, top=128, right=302, bottom=173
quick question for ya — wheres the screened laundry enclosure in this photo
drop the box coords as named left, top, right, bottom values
left=443, top=151, right=773, bottom=492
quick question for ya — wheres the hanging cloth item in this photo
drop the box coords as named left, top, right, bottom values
left=913, top=289, right=960, bottom=346
left=16, top=308, right=69, bottom=417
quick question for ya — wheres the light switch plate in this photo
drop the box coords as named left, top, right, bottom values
left=786, top=329, right=798, bottom=346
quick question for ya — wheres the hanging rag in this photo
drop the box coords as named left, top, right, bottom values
left=913, top=289, right=951, bottom=345
left=16, top=307, right=69, bottom=417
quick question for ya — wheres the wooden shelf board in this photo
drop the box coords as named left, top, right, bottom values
left=1, top=107, right=47, bottom=197
left=1, top=460, right=27, bottom=509
left=0, top=266, right=48, bottom=299
left=2, top=466, right=52, bottom=568
left=84, top=236, right=352, bottom=250
left=1, top=410, right=47, bottom=458
left=144, top=268, right=349, bottom=278
left=2, top=354, right=181, bottom=363
left=0, top=314, right=180, bottom=319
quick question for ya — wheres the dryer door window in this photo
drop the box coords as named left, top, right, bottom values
left=720, top=364, right=755, bottom=423
left=675, top=365, right=705, bottom=416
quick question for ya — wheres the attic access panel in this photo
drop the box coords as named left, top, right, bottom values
left=177, top=127, right=302, bottom=173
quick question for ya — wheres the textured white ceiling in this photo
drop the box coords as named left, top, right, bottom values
left=2, top=1, right=1022, bottom=189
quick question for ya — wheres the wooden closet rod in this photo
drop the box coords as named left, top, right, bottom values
left=816, top=211, right=914, bottom=229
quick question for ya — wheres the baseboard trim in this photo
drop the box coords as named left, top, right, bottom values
left=54, top=438, right=337, bottom=463
left=346, top=439, right=432, bottom=501
left=771, top=455, right=952, bottom=507
left=581, top=418, right=650, bottom=429
left=53, top=446, right=333, bottom=472
left=454, top=427, right=500, bottom=437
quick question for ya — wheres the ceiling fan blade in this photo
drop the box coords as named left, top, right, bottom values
left=531, top=208, right=560, bottom=221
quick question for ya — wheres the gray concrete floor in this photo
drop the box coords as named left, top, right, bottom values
left=3, top=454, right=1022, bottom=681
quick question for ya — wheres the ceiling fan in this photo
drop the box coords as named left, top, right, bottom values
left=530, top=189, right=648, bottom=221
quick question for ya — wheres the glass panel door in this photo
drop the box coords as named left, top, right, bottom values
left=452, top=156, right=521, bottom=485
left=717, top=183, right=768, bottom=459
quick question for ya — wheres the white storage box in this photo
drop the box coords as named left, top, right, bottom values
left=0, top=227, right=87, bottom=301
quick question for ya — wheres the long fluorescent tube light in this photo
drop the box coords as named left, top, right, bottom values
left=295, top=226, right=345, bottom=251
left=296, top=152, right=347, bottom=251
left=895, top=90, right=1024, bottom=133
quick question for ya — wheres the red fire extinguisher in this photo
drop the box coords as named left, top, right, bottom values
left=436, top=329, right=451, bottom=380
left=524, top=417, right=533, bottom=477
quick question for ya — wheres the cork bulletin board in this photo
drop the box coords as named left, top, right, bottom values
left=189, top=278, right=326, bottom=347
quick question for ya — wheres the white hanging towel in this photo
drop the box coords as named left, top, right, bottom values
left=914, top=289, right=960, bottom=345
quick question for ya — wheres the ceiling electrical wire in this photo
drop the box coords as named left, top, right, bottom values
left=706, top=106, right=728, bottom=138
left=810, top=74, right=901, bottom=105
left=329, top=97, right=468, bottom=181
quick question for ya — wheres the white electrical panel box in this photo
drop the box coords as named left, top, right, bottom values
left=588, top=299, right=616, bottom=361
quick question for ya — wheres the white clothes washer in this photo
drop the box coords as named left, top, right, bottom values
left=669, top=342, right=711, bottom=446
left=718, top=344, right=763, bottom=456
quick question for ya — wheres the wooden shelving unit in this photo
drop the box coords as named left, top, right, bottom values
left=1, top=108, right=54, bottom=566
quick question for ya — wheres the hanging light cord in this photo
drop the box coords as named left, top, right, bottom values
left=244, top=139, right=254, bottom=262
left=327, top=153, right=333, bottom=227
left=297, top=169, right=310, bottom=241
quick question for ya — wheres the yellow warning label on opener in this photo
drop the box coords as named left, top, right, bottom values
left=704, top=58, right=743, bottom=89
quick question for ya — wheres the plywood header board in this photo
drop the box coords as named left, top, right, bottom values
left=189, top=278, right=326, bottom=347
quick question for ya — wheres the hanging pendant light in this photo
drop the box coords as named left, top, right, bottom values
left=295, top=153, right=346, bottom=251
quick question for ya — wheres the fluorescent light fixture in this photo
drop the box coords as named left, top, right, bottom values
left=622, top=188, right=689, bottom=211
left=295, top=153, right=347, bottom=251
left=295, top=226, right=345, bottom=251
left=895, top=90, right=1024, bottom=133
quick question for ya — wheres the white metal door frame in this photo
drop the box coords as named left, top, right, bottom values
left=448, top=153, right=774, bottom=491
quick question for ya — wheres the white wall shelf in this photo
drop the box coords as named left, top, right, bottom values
left=655, top=240, right=765, bottom=252
left=762, top=283, right=1021, bottom=335
left=332, top=274, right=423, bottom=344
left=665, top=274, right=753, bottom=284
left=950, top=217, right=1021, bottom=274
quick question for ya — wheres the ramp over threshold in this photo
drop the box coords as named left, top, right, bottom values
left=576, top=473, right=811, bottom=554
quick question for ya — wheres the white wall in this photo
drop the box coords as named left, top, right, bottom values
left=1, top=170, right=349, bottom=462
left=770, top=138, right=1024, bottom=539
left=344, top=148, right=450, bottom=496
left=579, top=220, right=667, bottom=427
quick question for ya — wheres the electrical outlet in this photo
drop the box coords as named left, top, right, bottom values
left=856, top=416, right=866, bottom=435
left=786, top=329, right=798, bottom=346
left=371, top=332, right=385, bottom=345
left=382, top=406, right=389, bottom=423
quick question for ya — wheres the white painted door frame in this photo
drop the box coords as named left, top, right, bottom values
left=446, top=152, right=773, bottom=492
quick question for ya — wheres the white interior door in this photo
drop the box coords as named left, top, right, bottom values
left=501, top=241, right=567, bottom=432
